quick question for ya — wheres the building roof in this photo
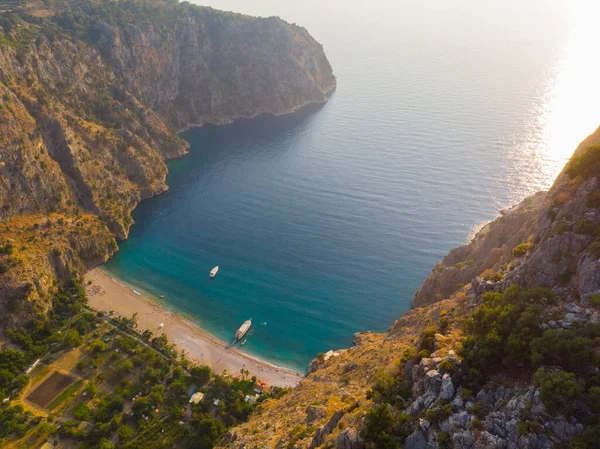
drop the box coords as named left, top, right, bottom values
left=189, top=392, right=205, bottom=404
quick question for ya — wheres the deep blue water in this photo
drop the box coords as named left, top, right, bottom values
left=105, top=0, right=600, bottom=371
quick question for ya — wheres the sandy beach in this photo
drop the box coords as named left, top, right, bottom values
left=85, top=268, right=303, bottom=387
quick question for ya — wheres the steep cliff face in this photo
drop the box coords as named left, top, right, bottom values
left=0, top=0, right=335, bottom=321
left=222, top=128, right=600, bottom=449
left=91, top=6, right=336, bottom=129
left=412, top=192, right=546, bottom=309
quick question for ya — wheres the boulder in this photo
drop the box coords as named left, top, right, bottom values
left=440, top=374, right=456, bottom=401
left=425, top=370, right=442, bottom=396
left=452, top=431, right=475, bottom=449
left=305, top=405, right=326, bottom=424
left=405, top=430, right=427, bottom=449
left=310, top=410, right=344, bottom=448
left=336, top=427, right=365, bottom=449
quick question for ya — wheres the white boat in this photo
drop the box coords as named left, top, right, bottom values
left=235, top=319, right=252, bottom=341
left=209, top=266, right=219, bottom=278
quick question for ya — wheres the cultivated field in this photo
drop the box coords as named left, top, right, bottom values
left=27, top=370, right=77, bottom=408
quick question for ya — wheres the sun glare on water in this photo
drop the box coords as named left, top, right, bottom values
left=515, top=0, right=600, bottom=197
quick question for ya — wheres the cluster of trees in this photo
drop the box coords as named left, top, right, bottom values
left=0, top=278, right=272, bottom=448
left=459, top=285, right=600, bottom=446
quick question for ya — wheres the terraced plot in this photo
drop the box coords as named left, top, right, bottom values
left=27, top=370, right=77, bottom=408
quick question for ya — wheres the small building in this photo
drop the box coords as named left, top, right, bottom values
left=244, top=395, right=257, bottom=404
left=25, top=358, right=41, bottom=375
left=254, top=385, right=270, bottom=395
left=189, top=392, right=205, bottom=404
left=213, top=399, right=221, bottom=406
left=323, top=350, right=340, bottom=361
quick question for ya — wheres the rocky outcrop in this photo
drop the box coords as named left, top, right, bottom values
left=0, top=213, right=117, bottom=325
left=412, top=192, right=545, bottom=308
left=336, top=428, right=364, bottom=449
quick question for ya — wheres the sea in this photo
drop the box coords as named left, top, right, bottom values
left=104, top=0, right=600, bottom=371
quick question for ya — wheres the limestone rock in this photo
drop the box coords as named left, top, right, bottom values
left=440, top=374, right=455, bottom=401
left=336, top=428, right=365, bottom=449
left=405, top=430, right=427, bottom=449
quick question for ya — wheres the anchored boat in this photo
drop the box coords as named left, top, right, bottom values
left=235, top=319, right=252, bottom=341
left=209, top=266, right=219, bottom=278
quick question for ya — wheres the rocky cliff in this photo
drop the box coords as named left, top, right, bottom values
left=221, top=128, right=600, bottom=449
left=0, top=0, right=335, bottom=321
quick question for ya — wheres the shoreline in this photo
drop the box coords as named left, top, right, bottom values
left=85, top=268, right=304, bottom=387
left=174, top=88, right=336, bottom=133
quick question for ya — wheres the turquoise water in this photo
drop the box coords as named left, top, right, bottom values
left=105, top=0, right=600, bottom=371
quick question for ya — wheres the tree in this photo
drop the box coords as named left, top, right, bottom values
left=362, top=404, right=397, bottom=448
left=118, top=424, right=135, bottom=442
left=132, top=396, right=151, bottom=417
left=191, top=366, right=212, bottom=385
left=535, top=368, right=581, bottom=415
left=65, top=329, right=82, bottom=347
left=98, top=438, right=115, bottom=449
left=149, top=385, right=165, bottom=405
left=38, top=420, right=58, bottom=435
left=86, top=380, right=99, bottom=398
left=90, top=340, right=108, bottom=352
left=187, top=415, right=226, bottom=449
left=72, top=403, right=90, bottom=420
left=141, top=329, right=153, bottom=341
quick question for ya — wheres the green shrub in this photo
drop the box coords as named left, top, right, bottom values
left=471, top=401, right=491, bottom=419
left=437, top=431, right=451, bottom=449
left=400, top=347, right=417, bottom=364
left=418, top=350, right=431, bottom=359
left=534, top=368, right=581, bottom=416
left=590, top=294, right=600, bottom=309
left=587, top=191, right=600, bottom=208
left=565, top=144, right=600, bottom=180
left=419, top=326, right=437, bottom=353
left=438, top=359, right=456, bottom=374
left=574, top=218, right=595, bottom=235
left=512, top=243, right=531, bottom=257
left=484, top=272, right=504, bottom=282
left=588, top=242, right=600, bottom=258
left=424, top=404, right=452, bottom=423
left=530, top=329, right=593, bottom=372
left=552, top=221, right=571, bottom=237
left=362, top=404, right=397, bottom=448
left=517, top=420, right=542, bottom=435
left=460, top=388, right=473, bottom=401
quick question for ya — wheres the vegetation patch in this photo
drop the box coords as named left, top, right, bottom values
left=512, top=243, right=531, bottom=257
left=574, top=218, right=595, bottom=235
left=565, top=144, right=600, bottom=181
